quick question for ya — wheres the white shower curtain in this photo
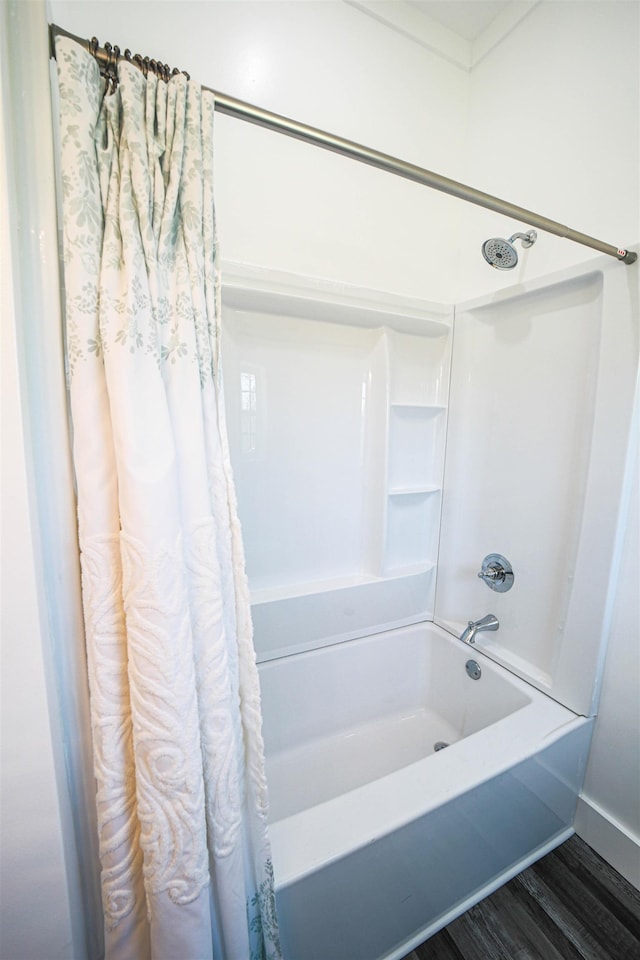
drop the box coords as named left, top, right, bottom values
left=55, top=36, right=282, bottom=960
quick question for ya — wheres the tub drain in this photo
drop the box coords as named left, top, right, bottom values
left=434, top=741, right=449, bottom=752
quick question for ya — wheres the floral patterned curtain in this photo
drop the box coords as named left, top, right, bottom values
left=55, top=35, right=282, bottom=960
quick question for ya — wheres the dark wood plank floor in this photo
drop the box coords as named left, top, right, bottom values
left=402, top=835, right=640, bottom=960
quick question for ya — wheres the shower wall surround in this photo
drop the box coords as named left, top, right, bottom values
left=222, top=252, right=638, bottom=720
left=436, top=261, right=638, bottom=717
left=221, top=265, right=452, bottom=660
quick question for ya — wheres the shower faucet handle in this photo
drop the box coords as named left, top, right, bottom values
left=477, top=554, right=514, bottom=593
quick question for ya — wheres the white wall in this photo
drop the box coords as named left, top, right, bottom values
left=48, top=0, right=639, bottom=298
left=1, top=3, right=101, bottom=958
left=1, top=17, right=76, bottom=959
left=1, top=151, right=76, bottom=960
left=576, top=388, right=640, bottom=887
left=50, top=0, right=470, bottom=302
left=458, top=0, right=639, bottom=299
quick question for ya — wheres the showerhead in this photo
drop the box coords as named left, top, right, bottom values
left=482, top=230, right=537, bottom=269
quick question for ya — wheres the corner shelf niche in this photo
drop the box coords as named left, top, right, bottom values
left=388, top=404, right=446, bottom=489
left=383, top=398, right=447, bottom=580
left=221, top=263, right=452, bottom=660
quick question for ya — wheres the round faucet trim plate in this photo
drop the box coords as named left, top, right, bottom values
left=477, top=553, right=514, bottom=592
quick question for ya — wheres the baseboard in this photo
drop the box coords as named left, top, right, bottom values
left=575, top=796, right=640, bottom=891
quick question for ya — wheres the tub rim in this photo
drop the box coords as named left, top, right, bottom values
left=264, top=622, right=587, bottom=889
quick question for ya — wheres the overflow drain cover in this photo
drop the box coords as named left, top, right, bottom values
left=434, top=741, right=449, bottom=752
left=466, top=659, right=482, bottom=680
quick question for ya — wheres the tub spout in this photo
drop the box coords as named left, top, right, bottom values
left=459, top=614, right=499, bottom=645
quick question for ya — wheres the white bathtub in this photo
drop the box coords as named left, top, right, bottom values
left=258, top=622, right=593, bottom=960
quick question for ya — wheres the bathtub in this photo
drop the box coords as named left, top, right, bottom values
left=258, top=622, right=593, bottom=960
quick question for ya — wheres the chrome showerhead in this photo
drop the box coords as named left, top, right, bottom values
left=482, top=230, right=537, bottom=269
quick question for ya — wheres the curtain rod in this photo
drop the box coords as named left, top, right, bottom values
left=49, top=24, right=637, bottom=266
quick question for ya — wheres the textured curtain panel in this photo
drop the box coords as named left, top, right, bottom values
left=55, top=36, right=282, bottom=960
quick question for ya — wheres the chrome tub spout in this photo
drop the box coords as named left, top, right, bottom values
left=460, top=614, right=499, bottom=645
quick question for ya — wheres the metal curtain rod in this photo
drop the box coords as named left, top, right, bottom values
left=50, top=24, right=637, bottom=265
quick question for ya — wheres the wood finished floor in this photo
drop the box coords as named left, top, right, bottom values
left=401, top=836, right=640, bottom=960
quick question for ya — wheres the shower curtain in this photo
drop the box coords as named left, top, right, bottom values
left=55, top=36, right=282, bottom=960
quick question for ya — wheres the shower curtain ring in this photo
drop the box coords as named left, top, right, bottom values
left=103, top=43, right=119, bottom=88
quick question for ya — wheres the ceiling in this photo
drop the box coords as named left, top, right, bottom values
left=409, top=1, right=512, bottom=42
left=346, top=1, right=539, bottom=70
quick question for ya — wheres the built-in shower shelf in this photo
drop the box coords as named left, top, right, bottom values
left=380, top=562, right=437, bottom=578
left=251, top=573, right=379, bottom=606
left=387, top=402, right=448, bottom=497
left=389, top=403, right=447, bottom=416
left=250, top=567, right=436, bottom=661
left=250, top=564, right=437, bottom=606
left=387, top=485, right=441, bottom=496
